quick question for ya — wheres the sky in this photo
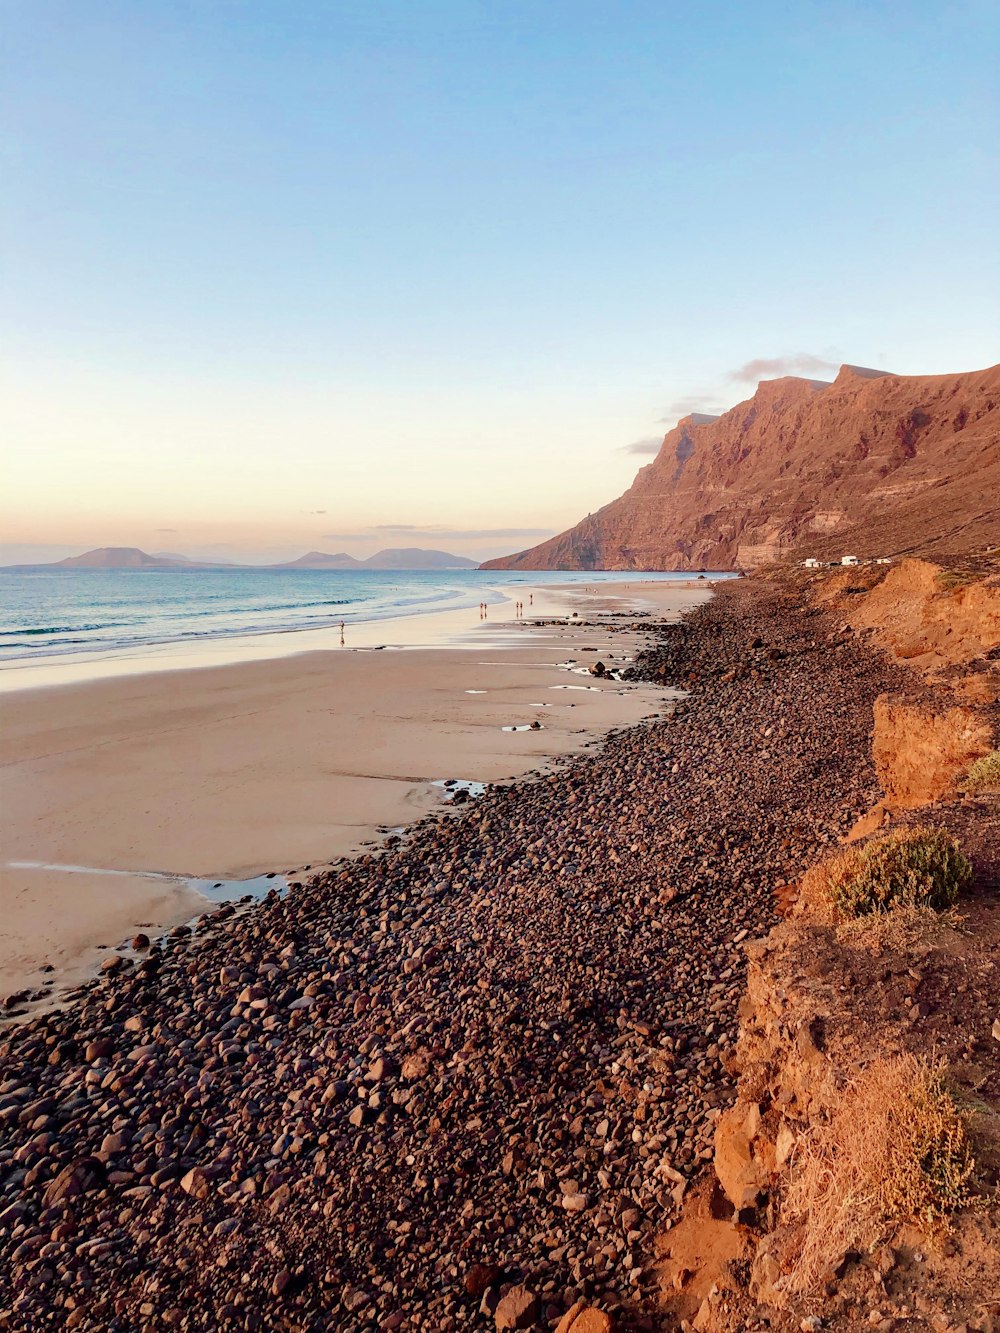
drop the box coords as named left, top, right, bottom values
left=2, top=0, right=998, bottom=565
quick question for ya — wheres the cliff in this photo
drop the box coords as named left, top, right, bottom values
left=482, top=363, right=1000, bottom=571
left=657, top=559, right=1000, bottom=1332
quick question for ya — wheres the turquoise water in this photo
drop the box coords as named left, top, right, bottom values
left=0, top=567, right=725, bottom=665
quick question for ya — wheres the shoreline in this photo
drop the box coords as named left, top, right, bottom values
left=0, top=575, right=896, bottom=1331
left=0, top=573, right=726, bottom=694
left=0, top=580, right=713, bottom=1008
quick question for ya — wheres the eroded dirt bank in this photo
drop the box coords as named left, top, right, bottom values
left=0, top=581, right=896, bottom=1332
left=659, top=558, right=1000, bottom=1333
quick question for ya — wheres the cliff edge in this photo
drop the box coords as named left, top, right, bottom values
left=483, top=364, right=1000, bottom=571
left=657, top=558, right=1000, bottom=1332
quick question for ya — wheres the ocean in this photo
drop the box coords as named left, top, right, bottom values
left=0, top=567, right=724, bottom=666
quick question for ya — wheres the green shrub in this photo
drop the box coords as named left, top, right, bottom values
left=961, top=750, right=1000, bottom=793
left=828, top=826, right=972, bottom=918
left=935, top=569, right=975, bottom=592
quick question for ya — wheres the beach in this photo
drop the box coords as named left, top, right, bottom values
left=0, top=580, right=711, bottom=1005
left=0, top=576, right=896, bottom=1331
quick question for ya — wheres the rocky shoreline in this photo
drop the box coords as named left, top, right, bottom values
left=0, top=580, right=901, bottom=1331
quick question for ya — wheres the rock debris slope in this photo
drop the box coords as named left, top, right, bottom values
left=0, top=584, right=898, bottom=1331
left=482, top=364, right=1000, bottom=571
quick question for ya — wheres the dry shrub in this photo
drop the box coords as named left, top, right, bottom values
left=826, top=826, right=970, bottom=918
left=961, top=749, right=1000, bottom=793
left=783, top=1055, right=975, bottom=1295
left=837, top=902, right=963, bottom=954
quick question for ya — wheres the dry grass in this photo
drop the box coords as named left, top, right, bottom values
left=961, top=749, right=1000, bottom=793
left=836, top=902, right=963, bottom=954
left=793, top=850, right=853, bottom=922
left=783, top=1055, right=975, bottom=1295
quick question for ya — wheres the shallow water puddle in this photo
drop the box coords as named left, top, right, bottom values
left=6, top=859, right=285, bottom=906
left=188, top=873, right=285, bottom=904
left=501, top=723, right=543, bottom=732
left=431, top=778, right=487, bottom=802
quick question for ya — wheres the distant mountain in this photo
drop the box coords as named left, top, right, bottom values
left=269, top=548, right=476, bottom=570
left=1, top=546, right=231, bottom=571
left=271, top=551, right=362, bottom=569
left=150, top=551, right=238, bottom=566
left=2, top=545, right=479, bottom=572
left=360, top=548, right=477, bottom=569
left=57, top=547, right=195, bottom=569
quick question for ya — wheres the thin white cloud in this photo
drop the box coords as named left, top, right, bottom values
left=660, top=396, right=718, bottom=422
left=729, top=354, right=837, bottom=382
left=619, top=437, right=662, bottom=456
left=325, top=525, right=555, bottom=541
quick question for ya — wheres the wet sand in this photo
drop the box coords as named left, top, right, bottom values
left=0, top=580, right=713, bottom=1000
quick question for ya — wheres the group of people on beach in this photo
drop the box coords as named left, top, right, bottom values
left=479, top=592, right=533, bottom=621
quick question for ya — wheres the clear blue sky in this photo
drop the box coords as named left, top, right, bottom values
left=3, top=1, right=998, bottom=562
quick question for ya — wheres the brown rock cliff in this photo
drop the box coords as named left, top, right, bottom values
left=483, top=364, right=1000, bottom=570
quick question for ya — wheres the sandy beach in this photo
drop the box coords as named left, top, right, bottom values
left=0, top=579, right=713, bottom=1003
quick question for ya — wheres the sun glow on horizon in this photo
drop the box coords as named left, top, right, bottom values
left=3, top=3, right=997, bottom=561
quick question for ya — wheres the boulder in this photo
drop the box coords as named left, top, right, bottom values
left=180, top=1167, right=210, bottom=1200
left=43, top=1156, right=106, bottom=1207
left=465, top=1262, right=501, bottom=1298
left=85, top=1036, right=114, bottom=1063
left=555, top=1302, right=615, bottom=1333
left=714, top=1105, right=770, bottom=1209
left=495, top=1284, right=539, bottom=1330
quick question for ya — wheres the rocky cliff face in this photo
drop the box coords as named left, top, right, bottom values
left=482, top=364, right=1000, bottom=570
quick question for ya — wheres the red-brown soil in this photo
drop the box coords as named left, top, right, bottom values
left=657, top=560, right=1000, bottom=1333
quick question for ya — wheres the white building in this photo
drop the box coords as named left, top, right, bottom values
left=841, top=555, right=860, bottom=566
left=803, top=558, right=822, bottom=568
